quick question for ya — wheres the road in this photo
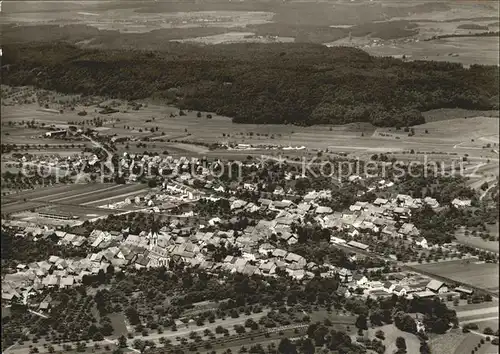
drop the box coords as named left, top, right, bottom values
left=480, top=181, right=498, bottom=200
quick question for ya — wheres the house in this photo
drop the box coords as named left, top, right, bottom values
left=391, top=273, right=407, bottom=282
left=259, top=262, right=276, bottom=275
left=337, top=268, right=352, bottom=283
left=426, top=280, right=448, bottom=294
left=258, top=198, right=273, bottom=208
left=315, top=206, right=333, bottom=214
left=284, top=253, right=306, bottom=267
left=297, top=203, right=311, bottom=213
left=373, top=198, right=388, bottom=206
left=369, top=281, right=384, bottom=290
left=273, top=200, right=292, bottom=209
left=392, top=285, right=407, bottom=297
left=39, top=301, right=51, bottom=311
left=413, top=290, right=438, bottom=299
left=336, top=286, right=351, bottom=298
left=134, top=255, right=150, bottom=270
left=415, top=237, right=428, bottom=249
left=259, top=243, right=275, bottom=256
left=272, top=249, right=288, bottom=259
left=353, top=274, right=369, bottom=287
left=59, top=276, right=75, bottom=289
left=2, top=291, right=21, bottom=302
left=399, top=223, right=420, bottom=237
left=451, top=198, right=471, bottom=208
left=383, top=281, right=395, bottom=293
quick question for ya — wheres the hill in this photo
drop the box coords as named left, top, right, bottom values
left=2, top=42, right=498, bottom=127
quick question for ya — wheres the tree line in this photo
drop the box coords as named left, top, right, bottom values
left=3, top=42, right=498, bottom=127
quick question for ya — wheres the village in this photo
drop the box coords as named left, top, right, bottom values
left=2, top=154, right=491, bottom=310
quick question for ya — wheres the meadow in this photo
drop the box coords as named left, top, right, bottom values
left=3, top=97, right=498, bottom=160
left=366, top=324, right=420, bottom=354
left=413, top=259, right=499, bottom=294
left=455, top=232, right=499, bottom=253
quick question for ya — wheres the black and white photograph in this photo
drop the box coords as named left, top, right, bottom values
left=1, top=1, right=499, bottom=353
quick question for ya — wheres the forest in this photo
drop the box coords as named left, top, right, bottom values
left=2, top=42, right=498, bottom=127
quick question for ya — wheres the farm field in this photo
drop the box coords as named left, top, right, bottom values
left=456, top=305, right=499, bottom=323
left=80, top=185, right=150, bottom=207
left=3, top=183, right=117, bottom=203
left=467, top=319, right=499, bottom=334
left=412, top=259, right=499, bottom=295
left=1, top=183, right=149, bottom=217
left=327, top=35, right=500, bottom=67
left=3, top=98, right=499, bottom=161
left=171, top=31, right=294, bottom=44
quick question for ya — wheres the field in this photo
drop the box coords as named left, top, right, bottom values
left=412, top=259, right=499, bottom=295
left=455, top=302, right=499, bottom=324
left=2, top=6, right=275, bottom=33
left=462, top=318, right=499, bottom=334
left=326, top=33, right=499, bottom=67
left=366, top=324, right=420, bottom=354
left=430, top=330, right=497, bottom=354
left=455, top=232, right=499, bottom=253
left=1, top=183, right=149, bottom=219
left=171, top=31, right=294, bottom=45
left=422, top=109, right=499, bottom=123
left=3, top=97, right=499, bottom=160
left=2, top=0, right=498, bottom=66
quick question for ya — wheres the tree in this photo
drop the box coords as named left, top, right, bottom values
left=484, top=327, right=494, bottom=335
left=118, top=335, right=128, bottom=348
left=375, top=330, right=385, bottom=340
left=394, top=311, right=417, bottom=333
left=355, top=314, right=368, bottom=331
left=133, top=339, right=146, bottom=352
left=278, top=338, right=296, bottom=354
left=396, top=337, right=407, bottom=351
left=300, top=338, right=315, bottom=354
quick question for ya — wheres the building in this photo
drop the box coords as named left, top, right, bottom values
left=38, top=211, right=75, bottom=220
left=44, top=130, right=67, bottom=138
left=415, top=237, right=428, bottom=249
left=426, top=280, right=448, bottom=294
left=347, top=240, right=369, bottom=251
left=455, top=287, right=473, bottom=296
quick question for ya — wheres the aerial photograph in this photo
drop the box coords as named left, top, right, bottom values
left=0, top=0, right=499, bottom=353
